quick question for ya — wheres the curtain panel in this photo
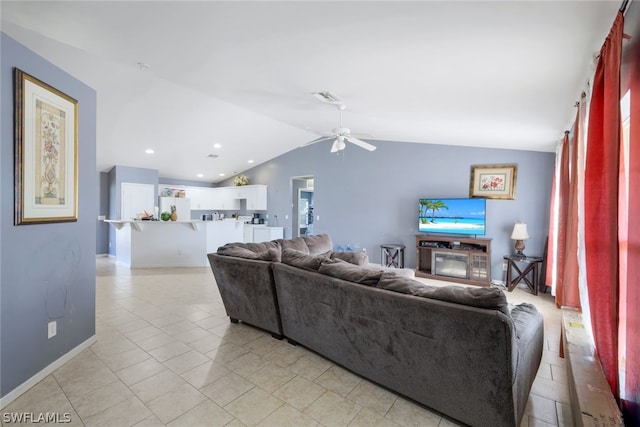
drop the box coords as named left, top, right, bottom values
left=620, top=0, right=640, bottom=420
left=584, top=11, right=624, bottom=396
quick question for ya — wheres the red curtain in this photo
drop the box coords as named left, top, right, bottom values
left=621, top=9, right=640, bottom=419
left=561, top=112, right=581, bottom=309
left=552, top=132, right=569, bottom=306
left=551, top=113, right=582, bottom=310
left=584, top=11, right=623, bottom=395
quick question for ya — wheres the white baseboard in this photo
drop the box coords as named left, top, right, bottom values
left=96, top=253, right=109, bottom=258
left=0, top=335, right=97, bottom=410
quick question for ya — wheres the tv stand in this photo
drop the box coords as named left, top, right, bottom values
left=416, top=235, right=492, bottom=286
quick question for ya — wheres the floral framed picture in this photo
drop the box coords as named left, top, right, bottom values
left=469, top=164, right=517, bottom=200
left=14, top=68, right=78, bottom=225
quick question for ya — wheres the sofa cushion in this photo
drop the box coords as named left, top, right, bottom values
left=377, top=272, right=509, bottom=315
left=330, top=251, right=369, bottom=265
left=303, top=234, right=333, bottom=256
left=318, top=259, right=384, bottom=286
left=216, top=245, right=280, bottom=262
left=281, top=248, right=330, bottom=271
left=278, top=237, right=310, bottom=254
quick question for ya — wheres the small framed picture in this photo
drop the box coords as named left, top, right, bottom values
left=469, top=164, right=517, bottom=200
left=14, top=68, right=78, bottom=225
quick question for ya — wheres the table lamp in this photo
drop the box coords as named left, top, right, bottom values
left=511, top=222, right=529, bottom=259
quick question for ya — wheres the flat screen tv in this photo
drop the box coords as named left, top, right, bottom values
left=418, top=198, right=486, bottom=236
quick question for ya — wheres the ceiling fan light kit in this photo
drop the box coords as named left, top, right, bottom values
left=306, top=101, right=376, bottom=154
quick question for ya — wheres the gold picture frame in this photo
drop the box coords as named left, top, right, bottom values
left=469, top=164, right=517, bottom=200
left=14, top=68, right=78, bottom=225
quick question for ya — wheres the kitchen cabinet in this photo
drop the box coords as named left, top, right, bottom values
left=245, top=185, right=267, bottom=210
left=253, top=227, right=284, bottom=243
left=186, top=187, right=238, bottom=210
left=168, top=184, right=267, bottom=211
left=187, top=187, right=213, bottom=210
left=218, top=188, right=241, bottom=210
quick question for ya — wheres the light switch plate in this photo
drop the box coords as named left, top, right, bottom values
left=48, top=321, right=57, bottom=339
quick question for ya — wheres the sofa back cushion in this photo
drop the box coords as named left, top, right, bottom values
left=217, top=241, right=282, bottom=262
left=278, top=237, right=310, bottom=254
left=302, top=234, right=333, bottom=256
left=281, top=249, right=330, bottom=271
left=377, top=272, right=509, bottom=315
left=330, top=251, right=369, bottom=265
left=318, top=259, right=383, bottom=286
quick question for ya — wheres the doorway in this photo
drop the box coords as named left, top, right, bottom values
left=292, top=176, right=314, bottom=238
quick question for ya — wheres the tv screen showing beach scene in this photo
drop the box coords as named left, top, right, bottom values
left=418, top=198, right=486, bottom=235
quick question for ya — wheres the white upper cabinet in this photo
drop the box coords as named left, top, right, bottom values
left=245, top=185, right=267, bottom=210
left=218, top=187, right=241, bottom=210
left=165, top=184, right=267, bottom=211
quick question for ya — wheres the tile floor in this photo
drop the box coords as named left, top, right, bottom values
left=1, top=258, right=571, bottom=426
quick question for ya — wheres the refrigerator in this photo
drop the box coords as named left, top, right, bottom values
left=159, top=197, right=191, bottom=221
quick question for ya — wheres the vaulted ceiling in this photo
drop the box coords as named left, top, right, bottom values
left=1, top=1, right=621, bottom=182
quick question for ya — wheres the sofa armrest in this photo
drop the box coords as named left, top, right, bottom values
left=207, top=253, right=282, bottom=335
left=510, top=303, right=544, bottom=421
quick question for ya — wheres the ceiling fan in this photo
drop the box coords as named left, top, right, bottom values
left=306, top=104, right=376, bottom=153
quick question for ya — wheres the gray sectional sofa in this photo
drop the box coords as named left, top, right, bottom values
left=207, top=234, right=544, bottom=427
left=207, top=234, right=340, bottom=337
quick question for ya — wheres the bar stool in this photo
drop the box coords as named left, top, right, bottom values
left=381, top=244, right=405, bottom=268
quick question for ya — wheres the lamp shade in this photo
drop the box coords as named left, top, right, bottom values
left=511, top=223, right=530, bottom=240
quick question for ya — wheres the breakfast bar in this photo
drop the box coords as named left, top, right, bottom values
left=106, top=219, right=244, bottom=268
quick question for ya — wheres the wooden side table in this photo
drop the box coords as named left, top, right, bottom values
left=381, top=244, right=405, bottom=268
left=504, top=255, right=544, bottom=295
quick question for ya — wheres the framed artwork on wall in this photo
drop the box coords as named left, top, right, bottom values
left=469, top=164, right=517, bottom=200
left=14, top=68, right=78, bottom=225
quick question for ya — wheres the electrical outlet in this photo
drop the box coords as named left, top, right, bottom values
left=48, top=321, right=57, bottom=339
left=502, top=262, right=508, bottom=271
left=265, top=214, right=269, bottom=219
left=97, top=215, right=106, bottom=220
left=316, top=215, right=320, bottom=221
left=285, top=214, right=289, bottom=220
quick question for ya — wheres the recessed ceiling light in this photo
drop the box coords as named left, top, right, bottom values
left=219, top=173, right=225, bottom=177
left=197, top=173, right=204, bottom=178
left=213, top=143, right=222, bottom=149
left=145, top=149, right=154, bottom=154
left=248, top=160, right=254, bottom=164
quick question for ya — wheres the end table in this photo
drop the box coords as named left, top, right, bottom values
left=504, top=255, right=544, bottom=295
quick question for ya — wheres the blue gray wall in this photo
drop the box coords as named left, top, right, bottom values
left=221, top=140, right=555, bottom=282
left=1, top=33, right=97, bottom=398
left=107, top=165, right=159, bottom=256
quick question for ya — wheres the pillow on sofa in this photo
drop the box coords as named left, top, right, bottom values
left=217, top=245, right=280, bottom=262
left=318, top=259, right=384, bottom=286
left=278, top=237, right=310, bottom=254
left=281, top=248, right=330, bottom=271
left=303, top=234, right=333, bottom=256
left=330, top=251, right=369, bottom=265
left=377, top=272, right=509, bottom=315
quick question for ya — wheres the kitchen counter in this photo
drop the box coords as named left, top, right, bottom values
left=106, top=219, right=244, bottom=268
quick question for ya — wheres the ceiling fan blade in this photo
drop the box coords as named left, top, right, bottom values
left=330, top=139, right=340, bottom=153
left=303, top=136, right=331, bottom=146
left=346, top=136, right=376, bottom=151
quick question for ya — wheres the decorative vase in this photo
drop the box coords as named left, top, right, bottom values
left=170, top=205, right=177, bottom=221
